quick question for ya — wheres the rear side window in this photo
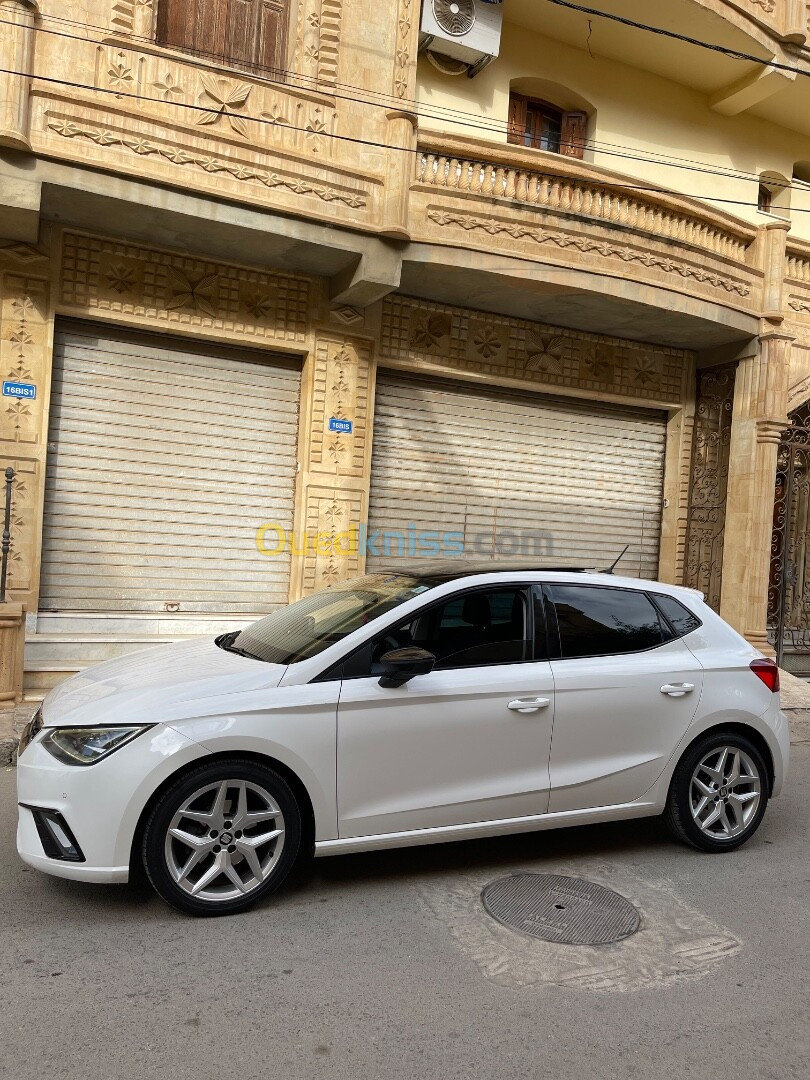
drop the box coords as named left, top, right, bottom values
left=654, top=594, right=702, bottom=637
left=547, top=585, right=669, bottom=659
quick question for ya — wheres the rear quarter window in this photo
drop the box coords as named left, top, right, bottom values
left=654, top=594, right=703, bottom=637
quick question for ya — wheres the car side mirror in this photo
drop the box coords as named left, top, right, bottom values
left=378, top=647, right=436, bottom=688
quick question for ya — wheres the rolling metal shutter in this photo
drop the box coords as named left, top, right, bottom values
left=40, top=322, right=300, bottom=615
left=368, top=373, right=667, bottom=578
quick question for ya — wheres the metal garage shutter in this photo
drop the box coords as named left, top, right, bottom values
left=368, top=373, right=667, bottom=578
left=40, top=322, right=300, bottom=615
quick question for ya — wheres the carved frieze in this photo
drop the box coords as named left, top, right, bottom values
left=425, top=209, right=753, bottom=299
left=381, top=296, right=689, bottom=405
left=59, top=232, right=313, bottom=344
left=42, top=109, right=366, bottom=212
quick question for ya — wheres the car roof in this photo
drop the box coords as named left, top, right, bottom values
left=361, top=561, right=704, bottom=601
left=371, top=559, right=602, bottom=580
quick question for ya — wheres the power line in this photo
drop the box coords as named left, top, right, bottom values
left=8, top=58, right=810, bottom=217
left=9, top=7, right=810, bottom=198
left=542, top=0, right=810, bottom=78
left=12, top=7, right=810, bottom=194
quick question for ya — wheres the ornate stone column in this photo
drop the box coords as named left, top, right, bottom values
left=0, top=0, right=38, bottom=151
left=381, top=111, right=418, bottom=240
left=720, top=330, right=793, bottom=653
left=783, top=0, right=808, bottom=44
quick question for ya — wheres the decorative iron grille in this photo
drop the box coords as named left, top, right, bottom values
left=684, top=365, right=736, bottom=612
left=768, top=401, right=810, bottom=673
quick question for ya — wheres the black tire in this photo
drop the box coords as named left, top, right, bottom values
left=142, top=758, right=302, bottom=916
left=664, top=730, right=769, bottom=853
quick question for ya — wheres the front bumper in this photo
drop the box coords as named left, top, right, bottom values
left=16, top=724, right=210, bottom=884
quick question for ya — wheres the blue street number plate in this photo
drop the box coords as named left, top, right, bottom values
left=329, top=418, right=353, bottom=434
left=3, top=380, right=36, bottom=400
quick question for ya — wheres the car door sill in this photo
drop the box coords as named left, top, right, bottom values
left=314, top=800, right=660, bottom=857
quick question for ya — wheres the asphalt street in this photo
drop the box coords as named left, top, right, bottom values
left=2, top=748, right=808, bottom=1080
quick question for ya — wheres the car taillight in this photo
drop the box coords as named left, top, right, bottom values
left=750, top=658, right=779, bottom=693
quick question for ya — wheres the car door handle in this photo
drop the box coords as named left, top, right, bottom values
left=507, top=697, right=551, bottom=714
left=660, top=683, right=695, bottom=698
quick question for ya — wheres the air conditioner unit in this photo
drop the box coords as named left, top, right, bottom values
left=420, top=0, right=503, bottom=74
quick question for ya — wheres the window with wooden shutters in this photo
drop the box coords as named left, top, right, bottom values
left=156, top=0, right=291, bottom=80
left=507, top=92, right=587, bottom=160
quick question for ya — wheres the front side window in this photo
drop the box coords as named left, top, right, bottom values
left=548, top=585, right=671, bottom=660
left=157, top=0, right=291, bottom=80
left=340, top=586, right=534, bottom=677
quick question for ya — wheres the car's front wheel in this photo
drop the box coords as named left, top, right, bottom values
left=664, top=731, right=769, bottom=852
left=142, top=759, right=301, bottom=916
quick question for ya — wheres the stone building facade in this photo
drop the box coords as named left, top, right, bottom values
left=3, top=0, right=810, bottom=698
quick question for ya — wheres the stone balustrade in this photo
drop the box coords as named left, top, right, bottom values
left=416, top=148, right=753, bottom=265
left=411, top=135, right=762, bottom=311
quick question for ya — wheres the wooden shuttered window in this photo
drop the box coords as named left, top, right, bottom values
left=561, top=110, right=587, bottom=159
left=507, top=92, right=587, bottom=160
left=156, top=0, right=290, bottom=79
left=507, top=93, right=528, bottom=145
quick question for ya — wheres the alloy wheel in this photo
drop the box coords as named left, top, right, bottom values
left=164, top=779, right=285, bottom=902
left=689, top=745, right=761, bottom=841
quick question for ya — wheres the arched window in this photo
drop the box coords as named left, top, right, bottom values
left=758, top=171, right=790, bottom=218
left=507, top=81, right=592, bottom=160
left=156, top=0, right=291, bottom=80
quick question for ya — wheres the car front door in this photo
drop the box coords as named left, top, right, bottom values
left=544, top=583, right=704, bottom=813
left=335, top=585, right=555, bottom=839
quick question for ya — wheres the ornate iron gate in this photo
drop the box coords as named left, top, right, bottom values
left=768, top=402, right=810, bottom=673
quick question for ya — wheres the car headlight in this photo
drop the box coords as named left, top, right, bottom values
left=18, top=707, right=43, bottom=756
left=40, top=726, right=149, bottom=766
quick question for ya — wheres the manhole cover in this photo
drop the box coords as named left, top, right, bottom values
left=481, top=874, right=641, bottom=945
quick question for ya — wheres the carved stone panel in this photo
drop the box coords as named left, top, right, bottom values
left=308, top=337, right=373, bottom=477
left=684, top=365, right=736, bottom=612
left=0, top=258, right=51, bottom=605
left=59, top=232, right=313, bottom=345
left=299, top=487, right=365, bottom=594
left=380, top=296, right=689, bottom=406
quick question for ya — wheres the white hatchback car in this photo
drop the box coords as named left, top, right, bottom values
left=17, top=566, right=789, bottom=916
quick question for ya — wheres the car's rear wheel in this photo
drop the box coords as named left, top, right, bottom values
left=142, top=759, right=301, bottom=916
left=664, top=731, right=769, bottom=852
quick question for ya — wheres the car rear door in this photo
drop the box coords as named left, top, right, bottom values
left=543, top=583, right=704, bottom=813
left=335, top=584, right=556, bottom=838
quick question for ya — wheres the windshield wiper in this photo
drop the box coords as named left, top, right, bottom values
left=215, top=630, right=262, bottom=661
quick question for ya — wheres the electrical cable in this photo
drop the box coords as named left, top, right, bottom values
left=9, top=6, right=810, bottom=193
left=3, top=10, right=810, bottom=210
left=7, top=7, right=810, bottom=196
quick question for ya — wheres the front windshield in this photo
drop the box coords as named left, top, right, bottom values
left=230, top=574, right=436, bottom=665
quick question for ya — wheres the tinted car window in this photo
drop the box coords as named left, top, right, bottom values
left=345, top=587, right=532, bottom=676
left=399, top=587, right=530, bottom=670
left=654, top=594, right=702, bottom=637
left=548, top=585, right=668, bottom=659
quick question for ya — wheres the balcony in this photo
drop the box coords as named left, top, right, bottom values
left=403, top=132, right=765, bottom=348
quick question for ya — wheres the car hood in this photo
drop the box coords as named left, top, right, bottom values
left=41, top=638, right=287, bottom=728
